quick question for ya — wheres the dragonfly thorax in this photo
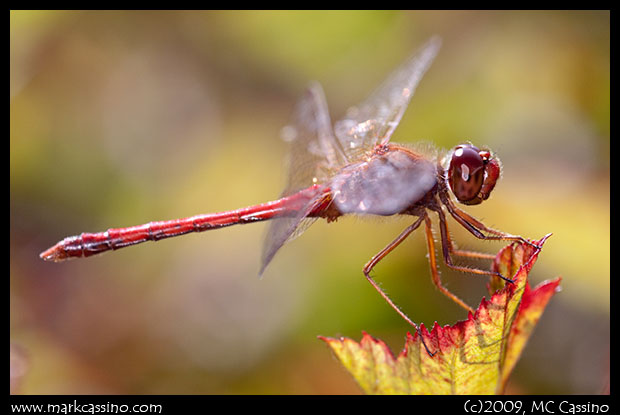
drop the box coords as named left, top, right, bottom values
left=330, top=145, right=437, bottom=216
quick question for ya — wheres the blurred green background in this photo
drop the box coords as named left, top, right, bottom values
left=10, top=10, right=609, bottom=394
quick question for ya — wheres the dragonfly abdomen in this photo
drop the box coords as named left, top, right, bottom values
left=39, top=213, right=260, bottom=262
left=40, top=185, right=325, bottom=262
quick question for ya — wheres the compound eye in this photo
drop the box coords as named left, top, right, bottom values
left=448, top=145, right=485, bottom=204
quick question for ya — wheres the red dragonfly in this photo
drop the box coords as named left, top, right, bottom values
left=41, top=37, right=536, bottom=349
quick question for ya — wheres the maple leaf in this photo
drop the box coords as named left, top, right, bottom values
left=320, top=235, right=560, bottom=395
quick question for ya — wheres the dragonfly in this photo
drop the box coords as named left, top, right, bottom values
left=40, top=37, right=536, bottom=354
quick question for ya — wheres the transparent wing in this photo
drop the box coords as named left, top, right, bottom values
left=260, top=39, right=441, bottom=275
left=279, top=82, right=348, bottom=197
left=260, top=189, right=328, bottom=276
left=260, top=84, right=346, bottom=275
left=259, top=208, right=320, bottom=277
left=333, top=36, right=441, bottom=160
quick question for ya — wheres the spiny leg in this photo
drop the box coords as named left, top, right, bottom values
left=443, top=197, right=539, bottom=248
left=423, top=215, right=474, bottom=314
left=451, top=249, right=495, bottom=261
left=431, top=205, right=514, bottom=284
left=450, top=245, right=495, bottom=259
left=430, top=206, right=495, bottom=260
left=362, top=215, right=435, bottom=356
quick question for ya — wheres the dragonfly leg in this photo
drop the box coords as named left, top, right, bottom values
left=429, top=206, right=495, bottom=260
left=451, top=249, right=495, bottom=260
left=423, top=215, right=475, bottom=314
left=443, top=198, right=539, bottom=249
left=362, top=215, right=435, bottom=357
left=431, top=206, right=514, bottom=285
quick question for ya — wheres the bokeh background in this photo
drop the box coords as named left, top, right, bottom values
left=10, top=10, right=609, bottom=394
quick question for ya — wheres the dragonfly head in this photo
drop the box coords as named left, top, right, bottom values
left=446, top=144, right=501, bottom=206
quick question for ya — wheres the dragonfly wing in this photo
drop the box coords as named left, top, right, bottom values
left=259, top=83, right=348, bottom=276
left=280, top=82, right=348, bottom=197
left=259, top=195, right=323, bottom=277
left=333, top=36, right=441, bottom=159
